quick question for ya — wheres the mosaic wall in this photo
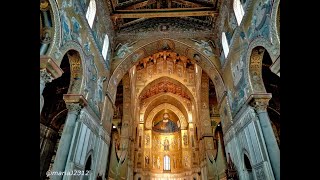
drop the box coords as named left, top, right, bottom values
left=46, top=0, right=116, bottom=117
left=214, top=0, right=280, bottom=120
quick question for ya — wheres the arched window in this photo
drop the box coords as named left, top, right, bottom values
left=222, top=32, right=229, bottom=58
left=86, top=0, right=96, bottom=28
left=83, top=155, right=92, bottom=180
left=163, top=155, right=170, bottom=171
left=233, top=0, right=245, bottom=25
left=102, top=34, right=109, bottom=60
left=244, top=154, right=254, bottom=180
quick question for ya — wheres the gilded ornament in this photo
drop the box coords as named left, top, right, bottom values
left=40, top=27, right=52, bottom=44
left=40, top=0, right=49, bottom=11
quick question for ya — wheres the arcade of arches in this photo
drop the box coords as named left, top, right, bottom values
left=40, top=0, right=280, bottom=180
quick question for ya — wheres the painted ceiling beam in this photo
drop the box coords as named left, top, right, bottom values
left=180, top=16, right=212, bottom=25
left=172, top=0, right=204, bottom=8
left=122, top=0, right=157, bottom=10
left=116, top=7, right=213, bottom=12
left=112, top=8, right=218, bottom=18
left=119, top=18, right=149, bottom=28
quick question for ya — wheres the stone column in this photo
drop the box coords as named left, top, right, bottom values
left=50, top=103, right=82, bottom=180
left=40, top=123, right=59, bottom=179
left=119, top=74, right=131, bottom=170
left=250, top=94, right=280, bottom=180
left=40, top=70, right=53, bottom=113
left=50, top=95, right=87, bottom=180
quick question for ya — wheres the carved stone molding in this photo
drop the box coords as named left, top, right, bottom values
left=40, top=69, right=53, bottom=84
left=80, top=110, right=100, bottom=136
left=233, top=107, right=256, bottom=135
left=102, top=129, right=111, bottom=145
left=255, top=168, right=266, bottom=180
left=223, top=127, right=236, bottom=145
left=40, top=55, right=63, bottom=79
left=66, top=103, right=82, bottom=114
left=250, top=99, right=269, bottom=112
left=63, top=94, right=88, bottom=106
left=253, top=162, right=267, bottom=180
left=64, top=94, right=88, bottom=116
left=218, top=96, right=233, bottom=134
left=247, top=93, right=272, bottom=113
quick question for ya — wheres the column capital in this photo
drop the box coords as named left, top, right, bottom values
left=64, top=94, right=88, bottom=114
left=66, top=103, right=82, bottom=113
left=64, top=94, right=88, bottom=106
left=247, top=93, right=272, bottom=112
left=40, top=69, right=54, bottom=83
left=40, top=55, right=63, bottom=79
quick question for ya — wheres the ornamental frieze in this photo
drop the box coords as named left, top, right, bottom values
left=79, top=110, right=100, bottom=136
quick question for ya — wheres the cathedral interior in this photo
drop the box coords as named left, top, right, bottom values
left=40, top=0, right=280, bottom=179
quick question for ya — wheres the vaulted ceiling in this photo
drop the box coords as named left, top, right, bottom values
left=105, top=0, right=221, bottom=31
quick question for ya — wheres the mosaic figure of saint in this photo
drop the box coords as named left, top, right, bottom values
left=157, top=156, right=161, bottom=169
left=153, top=113, right=179, bottom=133
left=183, top=133, right=188, bottom=145
left=164, top=137, right=169, bottom=151
left=145, top=156, right=149, bottom=165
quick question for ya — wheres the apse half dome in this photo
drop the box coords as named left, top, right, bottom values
left=152, top=110, right=180, bottom=133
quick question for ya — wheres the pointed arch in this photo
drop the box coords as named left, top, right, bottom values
left=58, top=41, right=87, bottom=94
left=245, top=38, right=280, bottom=94
left=107, top=38, right=226, bottom=105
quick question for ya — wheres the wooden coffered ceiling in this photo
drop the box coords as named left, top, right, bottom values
left=106, top=0, right=220, bottom=30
